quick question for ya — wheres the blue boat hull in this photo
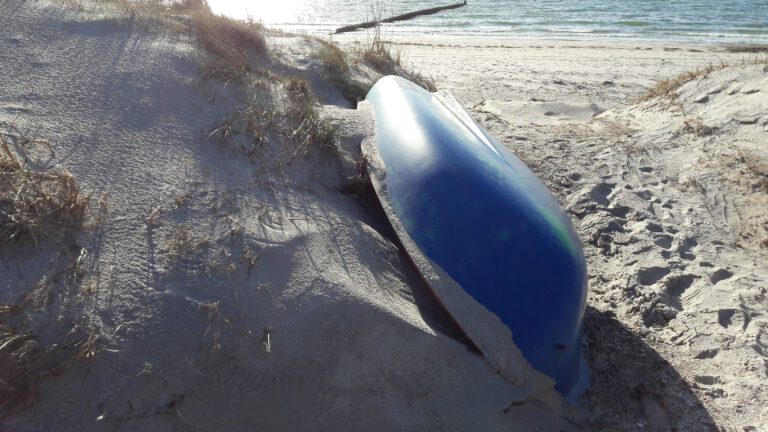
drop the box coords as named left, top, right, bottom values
left=364, top=76, right=588, bottom=398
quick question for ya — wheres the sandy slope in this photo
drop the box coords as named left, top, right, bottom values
left=396, top=39, right=768, bottom=430
left=1, top=2, right=558, bottom=431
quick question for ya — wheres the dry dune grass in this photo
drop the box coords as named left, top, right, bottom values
left=106, top=0, right=268, bottom=83
left=190, top=10, right=268, bottom=83
left=0, top=132, right=88, bottom=247
left=637, top=56, right=768, bottom=104
left=313, top=39, right=370, bottom=106
left=360, top=34, right=401, bottom=74
left=316, top=40, right=350, bottom=77
left=349, top=0, right=436, bottom=92
left=355, top=34, right=437, bottom=92
left=161, top=2, right=337, bottom=158
left=108, top=1, right=320, bottom=160
left=356, top=0, right=401, bottom=75
left=206, top=76, right=338, bottom=161
left=637, top=62, right=729, bottom=103
left=1, top=130, right=94, bottom=413
left=102, top=0, right=432, bottom=158
left=96, top=0, right=268, bottom=83
left=283, top=78, right=337, bottom=159
left=0, top=309, right=101, bottom=414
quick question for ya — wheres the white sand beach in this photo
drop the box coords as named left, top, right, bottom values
left=1, top=1, right=766, bottom=431
left=391, top=37, right=768, bottom=430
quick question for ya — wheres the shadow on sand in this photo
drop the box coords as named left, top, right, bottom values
left=344, top=177, right=477, bottom=349
left=565, top=307, right=717, bottom=431
left=345, top=175, right=715, bottom=431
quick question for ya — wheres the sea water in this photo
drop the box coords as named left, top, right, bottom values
left=208, top=0, right=768, bottom=43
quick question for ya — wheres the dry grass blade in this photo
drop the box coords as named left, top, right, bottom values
left=361, top=38, right=438, bottom=92
left=343, top=0, right=436, bottom=92
left=312, top=39, right=371, bottom=105
left=165, top=227, right=209, bottom=269
left=316, top=41, right=350, bottom=77
left=1, top=134, right=21, bottom=171
left=637, top=62, right=729, bottom=104
left=191, top=10, right=268, bottom=82
left=281, top=78, right=337, bottom=161
left=1, top=133, right=88, bottom=247
left=1, top=308, right=102, bottom=413
left=109, top=1, right=269, bottom=83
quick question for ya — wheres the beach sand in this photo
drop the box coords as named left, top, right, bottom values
left=1, top=2, right=766, bottom=431
left=388, top=37, right=768, bottom=430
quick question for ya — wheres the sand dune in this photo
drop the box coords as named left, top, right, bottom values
left=1, top=1, right=766, bottom=431
left=1, top=2, right=556, bottom=430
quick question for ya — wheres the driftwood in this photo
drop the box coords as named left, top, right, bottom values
left=334, top=1, right=467, bottom=34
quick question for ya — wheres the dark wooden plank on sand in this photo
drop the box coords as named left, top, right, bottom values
left=334, top=1, right=467, bottom=34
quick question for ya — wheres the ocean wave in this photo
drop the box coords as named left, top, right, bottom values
left=618, top=20, right=651, bottom=27
left=238, top=0, right=768, bottom=44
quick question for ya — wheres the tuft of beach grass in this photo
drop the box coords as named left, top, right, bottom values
left=0, top=131, right=88, bottom=248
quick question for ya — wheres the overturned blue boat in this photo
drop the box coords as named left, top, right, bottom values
left=362, top=76, right=589, bottom=400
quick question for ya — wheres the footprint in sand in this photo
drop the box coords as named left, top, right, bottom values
left=693, top=375, right=718, bottom=385
left=653, top=234, right=674, bottom=249
left=637, top=266, right=671, bottom=286
left=662, top=274, right=697, bottom=310
left=640, top=221, right=675, bottom=250
left=589, top=182, right=616, bottom=206
left=694, top=347, right=720, bottom=359
left=677, top=237, right=698, bottom=260
left=710, top=268, right=734, bottom=284
left=642, top=295, right=678, bottom=327
left=636, top=189, right=656, bottom=201
left=645, top=221, right=664, bottom=233
left=661, top=198, right=676, bottom=209
left=755, top=329, right=768, bottom=356
left=639, top=272, right=698, bottom=327
left=717, top=308, right=750, bottom=331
